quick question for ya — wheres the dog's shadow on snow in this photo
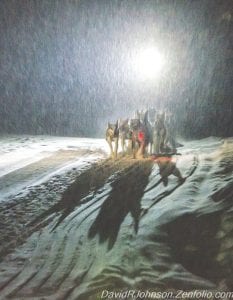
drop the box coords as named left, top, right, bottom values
left=30, top=159, right=120, bottom=230
left=29, top=159, right=153, bottom=251
left=88, top=160, right=153, bottom=250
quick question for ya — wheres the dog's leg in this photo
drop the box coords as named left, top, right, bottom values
left=157, top=134, right=162, bottom=154
left=145, top=142, right=150, bottom=157
left=132, top=142, right=136, bottom=159
left=149, top=139, right=153, bottom=155
left=114, top=137, right=119, bottom=159
left=136, top=141, right=145, bottom=159
left=106, top=137, right=114, bottom=158
left=161, top=128, right=167, bottom=153
left=149, top=129, right=153, bottom=155
left=164, top=130, right=169, bottom=147
left=132, top=138, right=137, bottom=159
left=148, top=141, right=153, bottom=155
left=153, top=132, right=159, bottom=154
left=172, top=166, right=185, bottom=183
left=121, top=135, right=125, bottom=155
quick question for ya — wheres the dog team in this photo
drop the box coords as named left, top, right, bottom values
left=106, top=108, right=179, bottom=159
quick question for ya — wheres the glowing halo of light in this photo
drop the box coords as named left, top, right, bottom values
left=132, top=47, right=165, bottom=80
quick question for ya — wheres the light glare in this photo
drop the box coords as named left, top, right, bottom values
left=133, top=47, right=165, bottom=80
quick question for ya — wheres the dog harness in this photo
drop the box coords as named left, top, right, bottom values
left=138, top=131, right=145, bottom=142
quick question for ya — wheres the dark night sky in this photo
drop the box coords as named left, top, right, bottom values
left=0, top=0, right=232, bottom=138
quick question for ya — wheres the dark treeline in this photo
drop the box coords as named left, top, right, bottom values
left=0, top=0, right=232, bottom=138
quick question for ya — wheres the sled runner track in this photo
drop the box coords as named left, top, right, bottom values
left=72, top=265, right=163, bottom=299
left=141, top=155, right=199, bottom=218
left=1, top=240, right=92, bottom=299
left=0, top=270, right=21, bottom=292
left=59, top=263, right=94, bottom=300
left=32, top=232, right=68, bottom=290
left=52, top=192, right=107, bottom=232
left=34, top=234, right=93, bottom=295
left=1, top=228, right=68, bottom=293
left=70, top=204, right=103, bottom=233
left=1, top=229, right=74, bottom=297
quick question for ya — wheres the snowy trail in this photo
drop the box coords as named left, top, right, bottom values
left=0, top=136, right=107, bottom=202
left=0, top=136, right=233, bottom=299
left=0, top=149, right=101, bottom=202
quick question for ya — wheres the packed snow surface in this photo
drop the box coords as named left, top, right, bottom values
left=0, top=135, right=232, bottom=299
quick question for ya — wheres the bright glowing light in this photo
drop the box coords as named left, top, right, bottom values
left=133, top=47, right=165, bottom=80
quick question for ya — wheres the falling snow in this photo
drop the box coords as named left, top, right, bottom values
left=0, top=0, right=232, bottom=138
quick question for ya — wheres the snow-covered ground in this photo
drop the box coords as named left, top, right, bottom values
left=0, top=135, right=232, bottom=299
left=0, top=135, right=108, bottom=202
